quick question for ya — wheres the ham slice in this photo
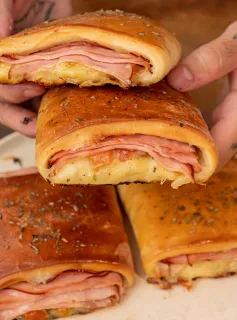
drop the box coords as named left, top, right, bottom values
left=164, top=248, right=237, bottom=265
left=0, top=271, right=123, bottom=319
left=49, top=134, right=202, bottom=181
left=0, top=42, right=150, bottom=86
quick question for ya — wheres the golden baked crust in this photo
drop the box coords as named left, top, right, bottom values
left=118, top=158, right=237, bottom=286
left=0, top=10, right=181, bottom=87
left=0, top=173, right=134, bottom=290
left=36, top=81, right=218, bottom=188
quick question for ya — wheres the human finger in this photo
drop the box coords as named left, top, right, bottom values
left=0, top=83, right=45, bottom=104
left=167, top=21, right=237, bottom=92
left=0, top=102, right=37, bottom=137
left=0, top=0, right=13, bottom=37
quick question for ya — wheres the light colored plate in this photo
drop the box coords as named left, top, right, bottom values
left=0, top=132, right=236, bottom=320
left=0, top=132, right=35, bottom=172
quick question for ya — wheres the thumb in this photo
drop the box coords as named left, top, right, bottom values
left=0, top=0, right=13, bottom=38
left=167, top=20, right=237, bottom=92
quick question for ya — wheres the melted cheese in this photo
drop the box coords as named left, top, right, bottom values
left=49, top=157, right=187, bottom=187
left=157, top=260, right=237, bottom=286
left=0, top=61, right=120, bottom=86
left=33, top=62, right=117, bottom=86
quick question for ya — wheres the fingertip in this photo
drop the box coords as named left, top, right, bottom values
left=167, top=64, right=194, bottom=92
left=0, top=83, right=45, bottom=104
left=215, top=155, right=234, bottom=173
left=23, top=86, right=45, bottom=100
left=20, top=82, right=46, bottom=93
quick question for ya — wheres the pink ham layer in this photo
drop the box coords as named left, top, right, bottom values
left=0, top=271, right=123, bottom=319
left=49, top=135, right=202, bottom=181
left=164, top=248, right=237, bottom=265
left=0, top=42, right=150, bottom=86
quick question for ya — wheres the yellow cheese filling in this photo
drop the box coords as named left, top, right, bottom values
left=0, top=61, right=119, bottom=86
left=156, top=260, right=237, bottom=286
left=49, top=157, right=186, bottom=186
left=0, top=59, right=146, bottom=87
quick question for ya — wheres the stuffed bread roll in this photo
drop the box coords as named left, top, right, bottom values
left=0, top=171, right=134, bottom=319
left=118, top=158, right=237, bottom=289
left=0, top=10, right=181, bottom=88
left=36, top=81, right=218, bottom=189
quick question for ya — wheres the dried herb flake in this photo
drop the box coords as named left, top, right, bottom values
left=30, top=243, right=39, bottom=255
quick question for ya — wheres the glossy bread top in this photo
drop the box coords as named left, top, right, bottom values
left=37, top=81, right=210, bottom=148
left=36, top=81, right=218, bottom=187
left=0, top=173, right=133, bottom=288
left=0, top=10, right=179, bottom=55
left=118, top=158, right=237, bottom=274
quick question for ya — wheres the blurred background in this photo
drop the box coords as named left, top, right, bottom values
left=72, top=0, right=237, bottom=112
left=1, top=0, right=237, bottom=138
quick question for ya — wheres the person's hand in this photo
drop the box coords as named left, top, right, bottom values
left=0, top=0, right=72, bottom=137
left=167, top=21, right=237, bottom=170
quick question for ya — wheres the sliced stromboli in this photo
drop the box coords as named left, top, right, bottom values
left=0, top=10, right=181, bottom=88
left=36, top=81, right=218, bottom=189
left=118, top=158, right=237, bottom=289
left=0, top=171, right=134, bottom=319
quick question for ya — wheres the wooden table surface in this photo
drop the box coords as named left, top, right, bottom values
left=1, top=0, right=236, bottom=138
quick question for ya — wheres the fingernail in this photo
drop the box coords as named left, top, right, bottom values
left=168, top=65, right=194, bottom=91
left=23, top=88, right=45, bottom=99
